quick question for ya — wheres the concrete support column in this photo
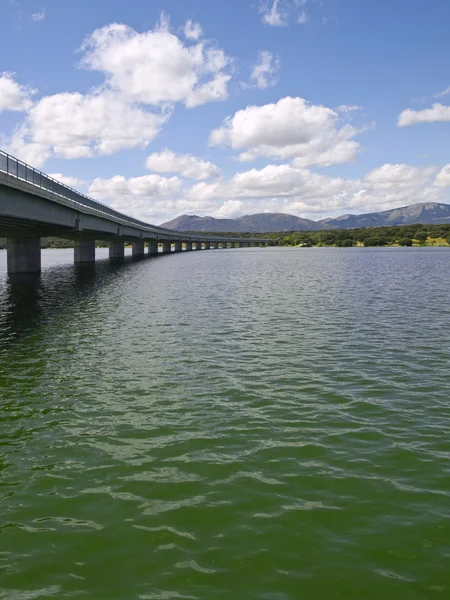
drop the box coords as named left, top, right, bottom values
left=174, top=241, right=182, bottom=253
left=7, top=237, right=41, bottom=274
left=196, top=241, right=203, bottom=250
left=109, top=241, right=124, bottom=259
left=74, top=240, right=95, bottom=264
left=211, top=242, right=218, bottom=249
left=204, top=242, right=211, bottom=250
left=185, top=241, right=193, bottom=251
left=148, top=240, right=158, bottom=256
left=132, top=240, right=145, bottom=257
left=161, top=240, right=171, bottom=254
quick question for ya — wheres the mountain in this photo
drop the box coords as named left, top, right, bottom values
left=161, top=203, right=450, bottom=232
left=319, top=202, right=450, bottom=229
left=161, top=213, right=320, bottom=232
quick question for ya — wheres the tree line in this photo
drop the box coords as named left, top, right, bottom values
left=1, top=223, right=450, bottom=250
left=266, top=223, right=450, bottom=247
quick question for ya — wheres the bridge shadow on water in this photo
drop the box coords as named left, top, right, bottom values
left=0, top=255, right=156, bottom=351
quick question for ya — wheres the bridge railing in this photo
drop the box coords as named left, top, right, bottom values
left=0, top=150, right=173, bottom=234
left=0, top=150, right=270, bottom=244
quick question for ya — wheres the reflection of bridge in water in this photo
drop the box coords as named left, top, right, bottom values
left=0, top=151, right=271, bottom=274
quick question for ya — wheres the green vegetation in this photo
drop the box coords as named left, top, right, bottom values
left=1, top=223, right=450, bottom=251
left=265, top=223, right=450, bottom=247
left=184, top=223, right=450, bottom=247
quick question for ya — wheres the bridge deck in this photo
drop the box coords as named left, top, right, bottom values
left=0, top=150, right=272, bottom=273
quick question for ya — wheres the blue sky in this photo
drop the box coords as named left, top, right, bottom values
left=1, top=0, right=450, bottom=224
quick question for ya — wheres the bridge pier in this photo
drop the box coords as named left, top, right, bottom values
left=174, top=241, right=182, bottom=253
left=74, top=240, right=95, bottom=263
left=210, top=242, right=218, bottom=249
left=161, top=240, right=171, bottom=254
left=132, top=240, right=145, bottom=257
left=148, top=240, right=158, bottom=256
left=185, top=241, right=192, bottom=251
left=196, top=242, right=202, bottom=250
left=7, top=237, right=41, bottom=274
left=109, top=241, right=124, bottom=259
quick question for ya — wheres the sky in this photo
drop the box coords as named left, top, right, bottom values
left=1, top=0, right=450, bottom=225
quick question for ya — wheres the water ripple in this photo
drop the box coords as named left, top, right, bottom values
left=1, top=248, right=450, bottom=599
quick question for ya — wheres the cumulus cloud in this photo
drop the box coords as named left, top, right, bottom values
left=84, top=161, right=445, bottom=225
left=186, top=162, right=441, bottom=219
left=2, top=15, right=234, bottom=167
left=88, top=174, right=190, bottom=224
left=245, top=51, right=280, bottom=89
left=259, top=0, right=307, bottom=27
left=7, top=91, right=169, bottom=167
left=31, top=10, right=45, bottom=22
left=363, top=163, right=435, bottom=187
left=184, top=19, right=203, bottom=40
left=146, top=150, right=220, bottom=180
left=89, top=174, right=182, bottom=200
left=434, top=164, right=450, bottom=188
left=209, top=96, right=365, bottom=167
left=0, top=72, right=36, bottom=112
left=48, top=173, right=85, bottom=188
left=80, top=19, right=231, bottom=108
left=398, top=103, right=450, bottom=126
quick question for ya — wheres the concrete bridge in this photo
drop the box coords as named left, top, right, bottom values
left=0, top=151, right=271, bottom=274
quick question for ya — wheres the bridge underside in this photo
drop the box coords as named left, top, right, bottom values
left=0, top=176, right=272, bottom=274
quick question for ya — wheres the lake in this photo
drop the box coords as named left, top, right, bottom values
left=1, top=247, right=449, bottom=599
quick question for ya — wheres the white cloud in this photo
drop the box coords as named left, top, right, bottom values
left=245, top=51, right=280, bottom=90
left=0, top=72, right=36, bottom=112
left=146, top=150, right=220, bottom=180
left=363, top=163, right=435, bottom=188
left=398, top=103, right=450, bottom=126
left=185, top=162, right=441, bottom=220
left=209, top=96, right=364, bottom=167
left=89, top=174, right=182, bottom=201
left=335, top=104, right=363, bottom=114
left=260, top=0, right=287, bottom=26
left=434, top=164, right=450, bottom=188
left=1, top=15, right=235, bottom=167
left=88, top=174, right=187, bottom=224
left=85, top=160, right=446, bottom=225
left=259, top=0, right=308, bottom=27
left=31, top=10, right=45, bottom=22
left=434, top=86, right=450, bottom=99
left=184, top=19, right=202, bottom=41
left=7, top=91, right=169, bottom=167
left=48, top=173, right=85, bottom=188
left=80, top=19, right=231, bottom=108
left=298, top=10, right=308, bottom=24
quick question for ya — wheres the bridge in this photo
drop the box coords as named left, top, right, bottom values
left=0, top=151, right=271, bottom=274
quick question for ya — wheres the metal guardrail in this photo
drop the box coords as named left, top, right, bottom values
left=0, top=150, right=180, bottom=235
left=0, top=150, right=270, bottom=243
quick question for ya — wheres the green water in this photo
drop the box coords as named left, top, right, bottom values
left=1, top=247, right=449, bottom=599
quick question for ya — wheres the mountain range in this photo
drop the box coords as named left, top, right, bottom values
left=161, top=202, right=450, bottom=233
